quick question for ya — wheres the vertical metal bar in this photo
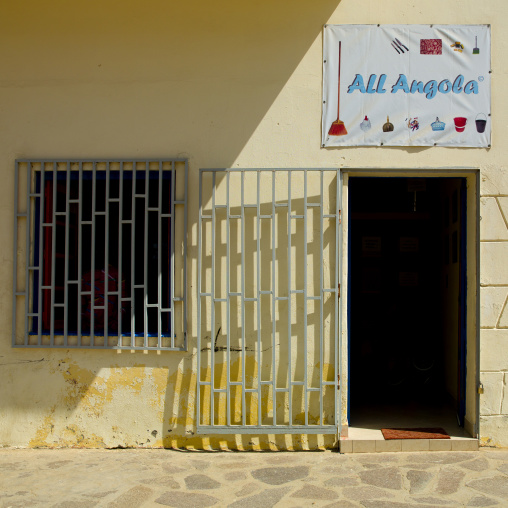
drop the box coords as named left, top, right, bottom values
left=210, top=172, right=216, bottom=426
left=130, top=162, right=136, bottom=347
left=183, top=160, right=188, bottom=350
left=144, top=161, right=149, bottom=348
left=226, top=171, right=231, bottom=426
left=170, top=161, right=176, bottom=348
left=63, top=162, right=71, bottom=346
left=12, top=161, right=19, bottom=346
left=90, top=162, right=96, bottom=346
left=271, top=171, right=276, bottom=426
left=23, top=162, right=32, bottom=346
left=157, top=161, right=162, bottom=349
left=256, top=171, right=262, bottom=426
left=241, top=171, right=247, bottom=426
left=50, top=162, right=57, bottom=346
left=38, top=162, right=45, bottom=344
left=77, top=162, right=83, bottom=346
left=319, top=171, right=324, bottom=424
left=104, top=162, right=110, bottom=344
left=287, top=171, right=292, bottom=426
left=335, top=170, right=341, bottom=432
left=197, top=170, right=203, bottom=427
left=118, top=162, right=124, bottom=345
left=303, top=169, right=308, bottom=426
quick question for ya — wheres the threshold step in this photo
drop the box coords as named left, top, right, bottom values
left=339, top=437, right=478, bottom=453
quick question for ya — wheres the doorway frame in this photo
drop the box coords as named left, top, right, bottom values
left=340, top=168, right=480, bottom=439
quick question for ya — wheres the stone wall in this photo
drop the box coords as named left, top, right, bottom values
left=479, top=183, right=508, bottom=446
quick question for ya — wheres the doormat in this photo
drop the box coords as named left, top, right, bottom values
left=381, top=427, right=450, bottom=440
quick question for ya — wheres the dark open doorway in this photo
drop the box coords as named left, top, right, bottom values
left=348, top=177, right=467, bottom=432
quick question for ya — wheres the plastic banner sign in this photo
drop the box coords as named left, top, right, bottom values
left=322, top=25, right=491, bottom=147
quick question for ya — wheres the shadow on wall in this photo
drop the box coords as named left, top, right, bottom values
left=1, top=0, right=343, bottom=450
left=2, top=0, right=342, bottom=166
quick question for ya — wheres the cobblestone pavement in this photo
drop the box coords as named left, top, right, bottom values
left=1, top=448, right=508, bottom=507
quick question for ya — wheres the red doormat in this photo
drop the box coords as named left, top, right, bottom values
left=381, top=427, right=450, bottom=440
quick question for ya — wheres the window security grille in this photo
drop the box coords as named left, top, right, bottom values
left=13, top=159, right=187, bottom=350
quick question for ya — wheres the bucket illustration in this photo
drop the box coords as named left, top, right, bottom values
left=475, top=113, right=487, bottom=133
left=453, top=117, right=467, bottom=132
left=431, top=117, right=445, bottom=131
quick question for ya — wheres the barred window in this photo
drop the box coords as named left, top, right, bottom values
left=13, top=160, right=187, bottom=350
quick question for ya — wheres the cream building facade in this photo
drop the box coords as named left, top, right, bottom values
left=1, top=0, right=508, bottom=450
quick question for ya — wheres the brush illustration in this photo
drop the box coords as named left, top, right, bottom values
left=328, top=41, right=348, bottom=136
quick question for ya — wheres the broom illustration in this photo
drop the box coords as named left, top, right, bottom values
left=328, top=41, right=348, bottom=136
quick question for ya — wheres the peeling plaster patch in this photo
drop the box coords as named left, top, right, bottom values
left=29, top=413, right=56, bottom=448
left=27, top=357, right=337, bottom=450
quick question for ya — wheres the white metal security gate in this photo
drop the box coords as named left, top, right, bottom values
left=197, top=168, right=342, bottom=434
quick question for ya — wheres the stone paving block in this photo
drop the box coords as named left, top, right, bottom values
left=218, top=461, right=251, bottom=470
left=155, top=491, right=219, bottom=507
left=47, top=460, right=74, bottom=469
left=467, top=475, right=508, bottom=499
left=251, top=466, right=309, bottom=485
left=162, top=464, right=187, bottom=474
left=53, top=501, right=99, bottom=508
left=467, top=495, right=500, bottom=506
left=497, top=462, right=508, bottom=475
left=107, top=486, right=153, bottom=508
left=354, top=453, right=400, bottom=464
left=227, top=486, right=291, bottom=508
left=342, top=485, right=395, bottom=501
left=234, top=482, right=259, bottom=498
left=223, top=471, right=247, bottom=481
left=460, top=458, right=490, bottom=472
left=361, top=501, right=437, bottom=508
left=406, top=469, right=433, bottom=494
left=184, top=474, right=221, bottom=490
left=290, top=484, right=338, bottom=500
left=323, top=501, right=358, bottom=508
left=406, top=452, right=476, bottom=464
left=358, top=467, right=402, bottom=490
left=141, top=476, right=180, bottom=488
left=436, top=468, right=466, bottom=495
left=85, top=490, right=119, bottom=498
left=414, top=496, right=458, bottom=505
left=324, top=476, right=359, bottom=487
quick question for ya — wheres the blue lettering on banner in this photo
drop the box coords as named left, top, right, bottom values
left=391, top=74, right=410, bottom=94
left=346, top=74, right=479, bottom=99
left=347, top=74, right=366, bottom=94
